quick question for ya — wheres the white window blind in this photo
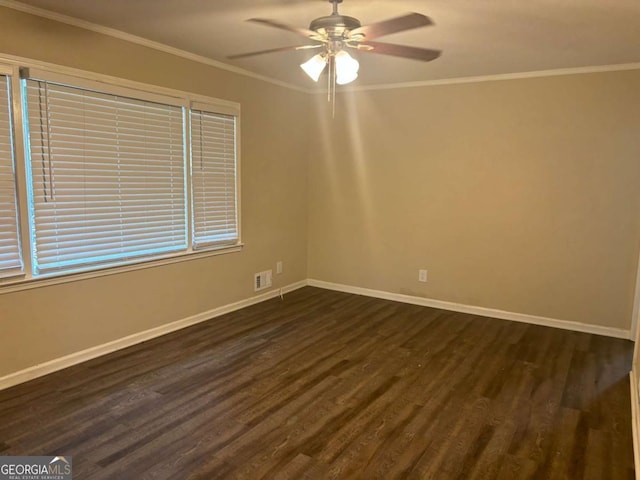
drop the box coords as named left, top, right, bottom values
left=0, top=74, right=23, bottom=277
left=191, top=108, right=238, bottom=248
left=24, top=79, right=187, bottom=274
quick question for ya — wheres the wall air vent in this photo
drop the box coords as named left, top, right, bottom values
left=254, top=270, right=273, bottom=291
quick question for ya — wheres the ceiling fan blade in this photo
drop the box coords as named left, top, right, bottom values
left=227, top=44, right=322, bottom=60
left=357, top=41, right=441, bottom=62
left=247, top=18, right=325, bottom=41
left=350, top=13, right=433, bottom=40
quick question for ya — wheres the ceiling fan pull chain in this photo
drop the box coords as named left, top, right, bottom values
left=327, top=55, right=332, bottom=103
left=332, top=57, right=337, bottom=118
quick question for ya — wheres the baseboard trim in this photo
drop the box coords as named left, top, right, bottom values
left=631, top=372, right=640, bottom=479
left=0, top=280, right=307, bottom=391
left=307, top=279, right=630, bottom=339
left=2, top=278, right=630, bottom=391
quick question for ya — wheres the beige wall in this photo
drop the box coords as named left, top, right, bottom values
left=0, top=7, right=310, bottom=377
left=308, top=70, right=640, bottom=330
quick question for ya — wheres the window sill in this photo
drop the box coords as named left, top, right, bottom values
left=0, top=243, right=244, bottom=295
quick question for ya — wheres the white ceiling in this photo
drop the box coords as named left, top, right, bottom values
left=7, top=0, right=640, bottom=89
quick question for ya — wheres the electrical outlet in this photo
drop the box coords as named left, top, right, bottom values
left=418, top=269, right=428, bottom=283
left=254, top=270, right=273, bottom=291
left=276, top=261, right=283, bottom=275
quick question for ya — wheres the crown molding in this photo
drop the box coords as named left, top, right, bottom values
left=2, top=0, right=639, bottom=95
left=334, top=62, right=640, bottom=93
left=0, top=0, right=311, bottom=93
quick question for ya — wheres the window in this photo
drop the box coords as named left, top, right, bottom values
left=191, top=104, right=238, bottom=249
left=24, top=78, right=188, bottom=274
left=0, top=64, right=240, bottom=283
left=0, top=72, right=23, bottom=278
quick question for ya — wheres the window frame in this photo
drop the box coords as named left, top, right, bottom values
left=0, top=65, right=24, bottom=278
left=0, top=57, right=242, bottom=292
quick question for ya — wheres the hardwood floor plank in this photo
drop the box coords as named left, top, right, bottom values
left=465, top=360, right=537, bottom=480
left=496, top=454, right=538, bottom=480
left=324, top=402, right=423, bottom=478
left=272, top=453, right=329, bottom=480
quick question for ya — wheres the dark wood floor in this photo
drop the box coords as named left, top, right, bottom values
left=0, top=287, right=634, bottom=479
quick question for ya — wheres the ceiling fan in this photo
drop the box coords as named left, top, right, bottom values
left=228, top=0, right=441, bottom=90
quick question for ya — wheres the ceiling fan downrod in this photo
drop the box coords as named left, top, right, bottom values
left=331, top=0, right=342, bottom=15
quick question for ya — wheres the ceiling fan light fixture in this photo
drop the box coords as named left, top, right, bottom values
left=336, top=71, right=358, bottom=85
left=300, top=53, right=327, bottom=82
left=335, top=50, right=359, bottom=85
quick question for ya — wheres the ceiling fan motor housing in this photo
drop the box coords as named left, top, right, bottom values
left=310, top=15, right=362, bottom=38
